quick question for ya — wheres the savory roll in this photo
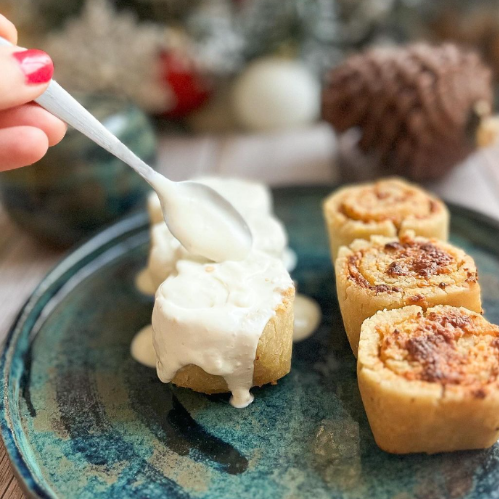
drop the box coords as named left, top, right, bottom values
left=146, top=212, right=288, bottom=291
left=147, top=176, right=272, bottom=225
left=152, top=251, right=295, bottom=408
left=323, top=178, right=449, bottom=262
left=358, top=305, right=499, bottom=454
left=336, top=233, right=481, bottom=357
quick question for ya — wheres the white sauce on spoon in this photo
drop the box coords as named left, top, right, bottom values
left=153, top=175, right=253, bottom=263
left=143, top=177, right=293, bottom=291
left=293, top=294, right=321, bottom=342
left=147, top=177, right=273, bottom=226
left=192, top=176, right=273, bottom=216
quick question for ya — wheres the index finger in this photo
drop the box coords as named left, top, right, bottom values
left=0, top=14, right=18, bottom=45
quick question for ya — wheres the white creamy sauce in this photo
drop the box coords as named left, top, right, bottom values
left=135, top=268, right=156, bottom=296
left=146, top=214, right=288, bottom=292
left=151, top=175, right=253, bottom=263
left=247, top=214, right=287, bottom=259
left=293, top=294, right=321, bottom=342
left=146, top=176, right=285, bottom=290
left=147, top=177, right=272, bottom=226
left=152, top=252, right=293, bottom=408
left=130, top=325, right=156, bottom=368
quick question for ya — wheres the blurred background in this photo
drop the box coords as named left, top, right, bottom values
left=0, top=0, right=499, bottom=248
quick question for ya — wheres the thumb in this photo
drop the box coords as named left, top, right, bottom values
left=0, top=46, right=54, bottom=111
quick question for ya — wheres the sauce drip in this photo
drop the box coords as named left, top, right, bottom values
left=130, top=325, right=156, bottom=368
left=132, top=293, right=321, bottom=371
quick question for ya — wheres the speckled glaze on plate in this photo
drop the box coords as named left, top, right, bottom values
left=2, top=186, right=499, bottom=499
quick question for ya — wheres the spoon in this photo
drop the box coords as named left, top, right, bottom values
left=0, top=37, right=253, bottom=262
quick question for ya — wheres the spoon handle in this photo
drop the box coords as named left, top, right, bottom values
left=0, top=36, right=159, bottom=185
left=37, top=81, right=158, bottom=183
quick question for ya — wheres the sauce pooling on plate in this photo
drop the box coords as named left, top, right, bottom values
left=293, top=294, right=321, bottom=342
left=130, top=325, right=156, bottom=368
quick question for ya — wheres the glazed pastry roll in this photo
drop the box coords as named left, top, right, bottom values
left=152, top=251, right=295, bottom=408
left=147, top=176, right=272, bottom=225
left=336, top=233, right=481, bottom=357
left=358, top=305, right=499, bottom=454
left=147, top=212, right=288, bottom=291
left=323, top=178, right=449, bottom=262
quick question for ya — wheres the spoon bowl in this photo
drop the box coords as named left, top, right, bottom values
left=162, top=180, right=253, bottom=262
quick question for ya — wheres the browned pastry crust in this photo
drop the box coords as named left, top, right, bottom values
left=170, top=287, right=295, bottom=394
left=336, top=233, right=481, bottom=357
left=323, top=178, right=449, bottom=262
left=358, top=305, right=499, bottom=454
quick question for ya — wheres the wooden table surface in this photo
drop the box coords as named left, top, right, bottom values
left=1, top=126, right=498, bottom=498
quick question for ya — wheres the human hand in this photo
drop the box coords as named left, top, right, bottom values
left=0, top=14, right=66, bottom=171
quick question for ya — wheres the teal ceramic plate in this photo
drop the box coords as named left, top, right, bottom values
left=2, top=186, right=499, bottom=499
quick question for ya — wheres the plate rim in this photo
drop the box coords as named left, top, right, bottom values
left=0, top=211, right=149, bottom=499
left=2, top=193, right=499, bottom=498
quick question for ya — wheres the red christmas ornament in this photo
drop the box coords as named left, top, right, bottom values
left=159, top=51, right=211, bottom=118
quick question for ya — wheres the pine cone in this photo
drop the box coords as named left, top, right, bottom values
left=322, top=43, right=493, bottom=180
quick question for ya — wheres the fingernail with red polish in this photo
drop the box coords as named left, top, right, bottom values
left=13, top=49, right=54, bottom=85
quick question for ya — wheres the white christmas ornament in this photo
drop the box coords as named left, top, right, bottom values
left=232, top=57, right=320, bottom=132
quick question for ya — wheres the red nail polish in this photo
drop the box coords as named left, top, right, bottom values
left=13, top=49, right=54, bottom=85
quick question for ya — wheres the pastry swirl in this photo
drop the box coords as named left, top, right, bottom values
left=358, top=305, right=499, bottom=454
left=323, top=178, right=449, bottom=262
left=336, top=233, right=481, bottom=356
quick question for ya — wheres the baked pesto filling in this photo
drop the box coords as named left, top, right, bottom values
left=347, top=237, right=476, bottom=295
left=378, top=309, right=499, bottom=396
left=338, top=180, right=441, bottom=226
